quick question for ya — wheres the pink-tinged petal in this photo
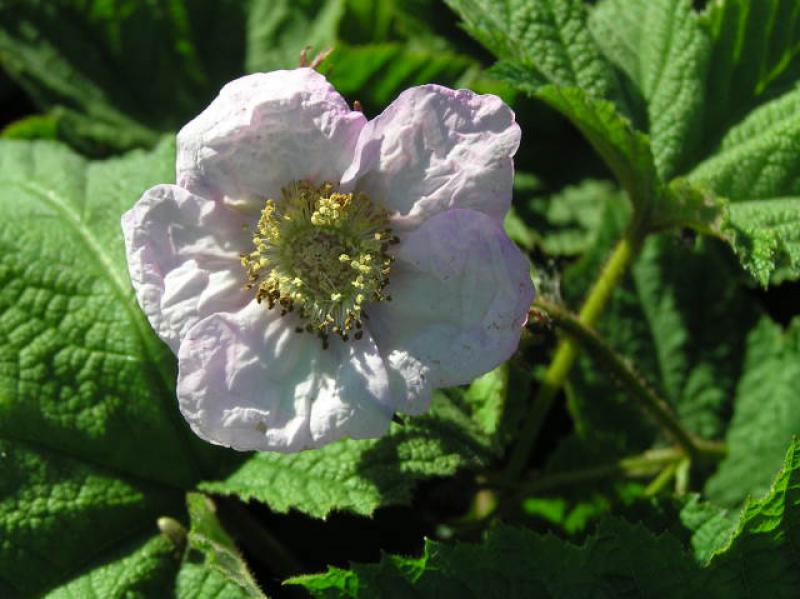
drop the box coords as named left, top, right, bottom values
left=177, top=303, right=395, bottom=452
left=122, top=184, right=251, bottom=352
left=367, top=209, right=533, bottom=413
left=177, top=68, right=366, bottom=213
left=342, top=85, right=520, bottom=228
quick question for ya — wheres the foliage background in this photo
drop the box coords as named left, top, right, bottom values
left=1, top=0, right=800, bottom=597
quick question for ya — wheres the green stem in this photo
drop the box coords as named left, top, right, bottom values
left=644, top=461, right=680, bottom=496
left=503, top=232, right=643, bottom=482
left=512, top=446, right=684, bottom=495
left=496, top=446, right=688, bottom=516
left=535, top=299, right=710, bottom=459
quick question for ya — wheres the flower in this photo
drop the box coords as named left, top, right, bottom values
left=122, top=68, right=534, bottom=452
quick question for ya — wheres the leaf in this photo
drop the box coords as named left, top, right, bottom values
left=0, top=113, right=58, bottom=140
left=0, top=138, right=211, bottom=485
left=704, top=438, right=800, bottom=595
left=678, top=495, right=738, bottom=564
left=0, top=138, right=236, bottom=594
left=445, top=0, right=624, bottom=104
left=0, top=1, right=343, bottom=153
left=199, top=398, right=496, bottom=519
left=523, top=179, right=627, bottom=257
left=690, top=86, right=800, bottom=202
left=0, top=0, right=247, bottom=152
left=700, top=0, right=800, bottom=151
left=724, top=197, right=800, bottom=284
left=706, top=318, right=800, bottom=507
left=565, top=230, right=761, bottom=452
left=42, top=534, right=182, bottom=599
left=176, top=494, right=265, bottom=599
left=291, top=519, right=700, bottom=597
left=533, top=85, right=660, bottom=219
left=589, top=0, right=711, bottom=179
left=0, top=439, right=182, bottom=596
left=245, top=0, right=344, bottom=73
left=292, top=441, right=800, bottom=598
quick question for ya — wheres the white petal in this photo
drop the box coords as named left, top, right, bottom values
left=342, top=85, right=520, bottom=228
left=177, top=68, right=366, bottom=213
left=177, top=303, right=395, bottom=452
left=367, top=209, right=534, bottom=413
left=122, top=184, right=250, bottom=352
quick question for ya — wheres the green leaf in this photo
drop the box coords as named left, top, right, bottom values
left=678, top=495, right=738, bottom=564
left=0, top=1, right=343, bottom=153
left=523, top=179, right=627, bottom=257
left=704, top=438, right=800, bottom=595
left=689, top=87, right=800, bottom=282
left=445, top=0, right=623, bottom=103
left=0, top=0, right=244, bottom=152
left=0, top=113, right=58, bottom=140
left=566, top=231, right=761, bottom=452
left=176, top=493, right=265, bottom=599
left=700, top=0, right=800, bottom=151
left=691, top=86, right=800, bottom=201
left=724, top=197, right=800, bottom=284
left=0, top=138, right=209, bottom=486
left=289, top=439, right=800, bottom=598
left=706, top=319, right=800, bottom=507
left=291, top=443, right=800, bottom=597
left=43, top=534, right=182, bottom=599
left=533, top=85, right=660, bottom=220
left=589, top=0, right=710, bottom=180
left=245, top=0, right=344, bottom=73
left=588, top=0, right=709, bottom=177
left=0, top=439, right=182, bottom=596
left=199, top=397, right=496, bottom=519
left=291, top=519, right=699, bottom=597
left=0, top=138, right=236, bottom=594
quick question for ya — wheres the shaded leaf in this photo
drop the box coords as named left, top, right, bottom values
left=706, top=319, right=800, bottom=506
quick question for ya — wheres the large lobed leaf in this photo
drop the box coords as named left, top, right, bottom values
left=590, top=0, right=710, bottom=180
left=0, top=137, right=227, bottom=595
left=292, top=439, right=800, bottom=598
left=451, top=0, right=800, bottom=283
left=445, top=0, right=624, bottom=103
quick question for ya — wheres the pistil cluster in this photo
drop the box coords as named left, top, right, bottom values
left=241, top=181, right=396, bottom=346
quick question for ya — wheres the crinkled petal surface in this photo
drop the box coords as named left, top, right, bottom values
left=342, top=85, right=520, bottom=228
left=368, top=209, right=533, bottom=414
left=122, top=184, right=250, bottom=352
left=177, top=303, right=395, bottom=452
left=177, top=68, right=366, bottom=213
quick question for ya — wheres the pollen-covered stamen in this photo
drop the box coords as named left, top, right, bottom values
left=241, top=181, right=395, bottom=342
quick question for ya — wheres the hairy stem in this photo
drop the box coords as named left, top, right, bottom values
left=534, top=299, right=722, bottom=460
left=511, top=446, right=684, bottom=495
left=503, top=232, right=643, bottom=482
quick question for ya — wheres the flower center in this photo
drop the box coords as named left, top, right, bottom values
left=241, top=181, right=396, bottom=345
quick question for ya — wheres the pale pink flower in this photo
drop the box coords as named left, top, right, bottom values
left=122, top=68, right=533, bottom=452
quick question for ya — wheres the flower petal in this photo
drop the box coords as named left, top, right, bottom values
left=367, top=209, right=533, bottom=413
left=122, top=184, right=250, bottom=352
left=342, top=85, right=520, bottom=228
left=177, top=68, right=366, bottom=213
left=177, top=303, right=395, bottom=452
